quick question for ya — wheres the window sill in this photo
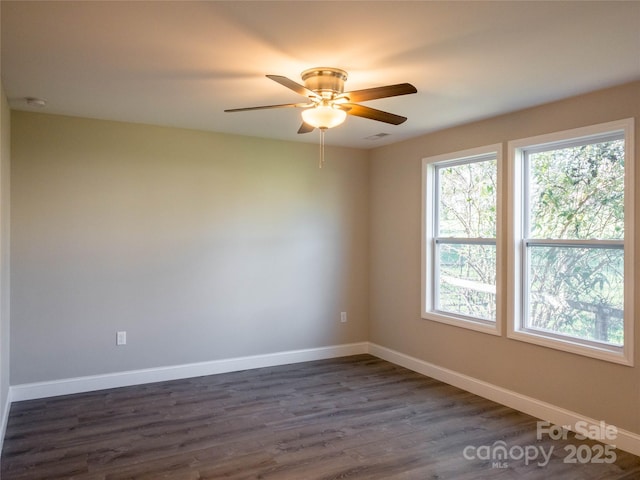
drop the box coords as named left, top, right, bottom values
left=507, top=328, right=633, bottom=366
left=422, top=310, right=500, bottom=336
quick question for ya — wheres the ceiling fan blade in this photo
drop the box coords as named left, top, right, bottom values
left=297, top=122, right=315, bottom=134
left=224, top=102, right=310, bottom=113
left=266, top=75, right=319, bottom=99
left=342, top=83, right=417, bottom=103
left=343, top=103, right=407, bottom=125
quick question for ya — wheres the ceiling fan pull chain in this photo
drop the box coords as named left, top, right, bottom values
left=319, top=127, right=326, bottom=169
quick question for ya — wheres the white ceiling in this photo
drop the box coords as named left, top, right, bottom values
left=2, top=1, right=639, bottom=149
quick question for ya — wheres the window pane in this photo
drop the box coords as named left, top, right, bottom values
left=437, top=243, right=496, bottom=321
left=438, top=159, right=496, bottom=237
left=526, top=245, right=623, bottom=346
left=528, top=139, right=624, bottom=240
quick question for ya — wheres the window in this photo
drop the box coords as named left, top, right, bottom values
left=422, top=145, right=501, bottom=335
left=508, top=119, right=634, bottom=365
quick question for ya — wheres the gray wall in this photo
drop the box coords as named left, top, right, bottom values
left=10, top=112, right=369, bottom=383
left=1, top=85, right=11, bottom=427
left=369, top=81, right=640, bottom=434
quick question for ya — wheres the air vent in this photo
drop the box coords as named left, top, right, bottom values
left=25, top=97, right=47, bottom=108
left=365, top=133, right=391, bottom=141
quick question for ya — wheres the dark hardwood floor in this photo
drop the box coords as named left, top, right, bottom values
left=2, top=354, right=640, bottom=479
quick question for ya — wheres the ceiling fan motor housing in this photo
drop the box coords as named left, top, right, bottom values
left=301, top=67, right=348, bottom=98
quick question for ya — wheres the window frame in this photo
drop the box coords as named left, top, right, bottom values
left=507, top=119, right=634, bottom=365
left=422, top=144, right=502, bottom=336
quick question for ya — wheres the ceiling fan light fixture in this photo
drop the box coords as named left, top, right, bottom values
left=301, top=104, right=347, bottom=129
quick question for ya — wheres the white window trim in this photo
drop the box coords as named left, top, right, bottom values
left=507, top=118, right=634, bottom=366
left=422, top=144, right=502, bottom=336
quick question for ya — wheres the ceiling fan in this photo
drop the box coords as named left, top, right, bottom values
left=224, top=67, right=418, bottom=134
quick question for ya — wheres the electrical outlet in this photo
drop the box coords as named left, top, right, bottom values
left=116, top=331, right=127, bottom=346
left=340, top=312, right=347, bottom=323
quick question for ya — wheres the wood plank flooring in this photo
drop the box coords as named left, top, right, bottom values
left=2, top=354, right=640, bottom=479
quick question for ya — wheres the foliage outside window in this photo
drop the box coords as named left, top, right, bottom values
left=423, top=145, right=501, bottom=335
left=508, top=119, right=634, bottom=365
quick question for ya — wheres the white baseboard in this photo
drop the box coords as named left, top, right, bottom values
left=10, top=342, right=369, bottom=402
left=369, top=342, right=640, bottom=457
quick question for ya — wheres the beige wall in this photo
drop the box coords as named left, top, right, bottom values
left=1, top=84, right=11, bottom=428
left=369, top=81, right=640, bottom=434
left=10, top=112, right=369, bottom=383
